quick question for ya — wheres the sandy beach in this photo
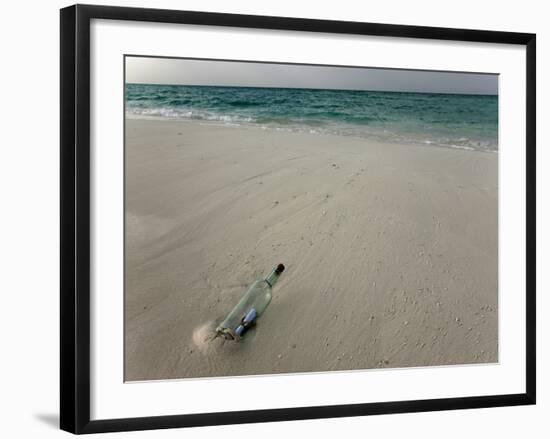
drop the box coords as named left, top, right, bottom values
left=124, top=118, right=498, bottom=381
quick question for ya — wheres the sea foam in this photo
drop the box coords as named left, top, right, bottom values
left=126, top=84, right=498, bottom=152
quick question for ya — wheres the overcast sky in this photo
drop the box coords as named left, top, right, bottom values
left=125, top=56, right=498, bottom=95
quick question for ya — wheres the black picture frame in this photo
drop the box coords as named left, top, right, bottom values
left=60, top=4, right=536, bottom=434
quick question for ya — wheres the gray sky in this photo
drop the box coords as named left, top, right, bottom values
left=125, top=56, right=498, bottom=95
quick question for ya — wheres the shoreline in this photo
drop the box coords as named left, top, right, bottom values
left=125, top=113, right=498, bottom=154
left=125, top=118, right=498, bottom=381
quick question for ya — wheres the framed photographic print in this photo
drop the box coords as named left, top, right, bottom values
left=60, top=4, right=536, bottom=434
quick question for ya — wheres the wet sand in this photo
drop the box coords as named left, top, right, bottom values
left=124, top=118, right=498, bottom=381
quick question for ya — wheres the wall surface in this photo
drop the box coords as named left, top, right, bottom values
left=0, top=0, right=546, bottom=437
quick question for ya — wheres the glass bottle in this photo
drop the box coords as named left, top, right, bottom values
left=216, top=264, right=285, bottom=340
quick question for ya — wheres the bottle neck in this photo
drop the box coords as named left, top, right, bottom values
left=265, top=269, right=281, bottom=288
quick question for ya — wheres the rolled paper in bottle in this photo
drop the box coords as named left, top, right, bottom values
left=243, top=308, right=257, bottom=326
left=234, top=325, right=245, bottom=337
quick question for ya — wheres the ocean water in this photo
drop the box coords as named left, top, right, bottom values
left=126, top=84, right=498, bottom=152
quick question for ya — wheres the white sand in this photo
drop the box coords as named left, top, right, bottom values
left=124, top=118, right=498, bottom=381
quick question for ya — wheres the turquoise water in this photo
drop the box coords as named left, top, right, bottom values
left=126, top=84, right=498, bottom=152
